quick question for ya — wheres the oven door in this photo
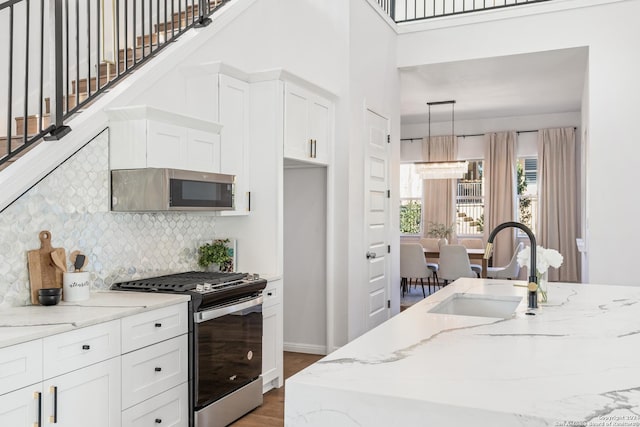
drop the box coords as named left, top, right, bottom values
left=193, top=295, right=263, bottom=409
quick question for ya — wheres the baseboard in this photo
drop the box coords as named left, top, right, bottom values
left=283, top=342, right=327, bottom=355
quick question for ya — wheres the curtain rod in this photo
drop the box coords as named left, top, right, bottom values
left=400, top=127, right=577, bottom=141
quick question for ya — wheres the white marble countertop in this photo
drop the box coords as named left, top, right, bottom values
left=0, top=291, right=190, bottom=348
left=285, top=279, right=640, bottom=426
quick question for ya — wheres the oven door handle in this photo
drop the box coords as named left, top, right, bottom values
left=194, top=295, right=263, bottom=323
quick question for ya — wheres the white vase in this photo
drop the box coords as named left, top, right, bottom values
left=206, top=263, right=220, bottom=272
left=537, top=271, right=548, bottom=303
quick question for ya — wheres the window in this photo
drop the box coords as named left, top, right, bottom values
left=400, top=164, right=422, bottom=235
left=456, top=160, right=484, bottom=236
left=517, top=157, right=538, bottom=233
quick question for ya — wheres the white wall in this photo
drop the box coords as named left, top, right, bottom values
left=346, top=0, right=400, bottom=342
left=397, top=0, right=640, bottom=286
left=283, top=167, right=327, bottom=354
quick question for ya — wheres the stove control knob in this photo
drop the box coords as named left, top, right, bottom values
left=196, top=284, right=204, bottom=292
left=203, top=283, right=211, bottom=291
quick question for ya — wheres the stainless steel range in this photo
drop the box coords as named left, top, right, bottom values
left=112, top=271, right=267, bottom=427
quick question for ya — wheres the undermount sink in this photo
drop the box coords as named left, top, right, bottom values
left=428, top=293, right=522, bottom=319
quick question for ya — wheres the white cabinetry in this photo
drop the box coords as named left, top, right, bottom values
left=42, top=320, right=121, bottom=427
left=262, top=279, right=283, bottom=392
left=284, top=82, right=331, bottom=165
left=0, top=383, right=43, bottom=426
left=43, top=357, right=121, bottom=427
left=218, top=74, right=251, bottom=215
left=184, top=63, right=252, bottom=215
left=120, top=302, right=189, bottom=427
left=0, top=302, right=188, bottom=427
left=107, top=105, right=222, bottom=173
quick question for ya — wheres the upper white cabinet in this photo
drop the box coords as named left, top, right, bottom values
left=284, top=82, right=332, bottom=165
left=184, top=63, right=252, bottom=215
left=107, top=105, right=222, bottom=173
left=218, top=74, right=251, bottom=215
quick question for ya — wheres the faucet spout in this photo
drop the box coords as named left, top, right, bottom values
left=485, top=221, right=538, bottom=309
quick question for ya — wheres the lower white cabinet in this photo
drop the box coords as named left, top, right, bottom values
left=121, top=334, right=188, bottom=409
left=121, top=383, right=189, bottom=427
left=43, top=357, right=121, bottom=427
left=0, top=383, right=43, bottom=426
left=262, top=279, right=283, bottom=392
left=0, top=302, right=189, bottom=427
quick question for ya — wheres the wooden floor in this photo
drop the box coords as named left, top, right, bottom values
left=229, top=352, right=324, bottom=427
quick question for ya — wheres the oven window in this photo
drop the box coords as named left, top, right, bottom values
left=170, top=179, right=233, bottom=208
left=195, top=305, right=263, bottom=408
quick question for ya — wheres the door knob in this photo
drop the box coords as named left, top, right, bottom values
left=366, top=251, right=377, bottom=259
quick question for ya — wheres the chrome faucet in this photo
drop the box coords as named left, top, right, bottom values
left=484, top=221, right=538, bottom=309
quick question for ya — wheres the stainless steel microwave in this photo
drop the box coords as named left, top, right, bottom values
left=111, top=168, right=235, bottom=212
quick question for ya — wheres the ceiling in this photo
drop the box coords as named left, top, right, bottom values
left=400, top=47, right=589, bottom=124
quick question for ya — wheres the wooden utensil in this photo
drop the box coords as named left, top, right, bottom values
left=50, top=248, right=67, bottom=273
left=27, top=231, right=65, bottom=304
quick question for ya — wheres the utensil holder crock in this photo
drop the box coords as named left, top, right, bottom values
left=63, top=272, right=91, bottom=302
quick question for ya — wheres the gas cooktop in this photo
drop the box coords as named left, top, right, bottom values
left=111, top=271, right=267, bottom=311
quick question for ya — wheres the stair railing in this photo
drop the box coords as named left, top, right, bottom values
left=379, top=0, right=550, bottom=22
left=1, top=0, right=229, bottom=167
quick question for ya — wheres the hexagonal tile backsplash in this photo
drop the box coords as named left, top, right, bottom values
left=0, top=130, right=222, bottom=307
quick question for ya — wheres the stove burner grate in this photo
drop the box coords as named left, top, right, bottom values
left=115, top=271, right=247, bottom=292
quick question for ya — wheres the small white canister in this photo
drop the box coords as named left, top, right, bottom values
left=63, top=272, right=91, bottom=302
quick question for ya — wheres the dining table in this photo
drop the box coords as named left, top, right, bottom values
left=424, top=247, right=488, bottom=278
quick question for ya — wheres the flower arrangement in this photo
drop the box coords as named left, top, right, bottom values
left=517, top=245, right=563, bottom=302
left=426, top=222, right=455, bottom=240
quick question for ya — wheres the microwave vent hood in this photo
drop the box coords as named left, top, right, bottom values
left=111, top=168, right=235, bottom=212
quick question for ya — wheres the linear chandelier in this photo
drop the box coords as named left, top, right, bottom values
left=418, top=100, right=468, bottom=180
left=415, top=160, right=468, bottom=179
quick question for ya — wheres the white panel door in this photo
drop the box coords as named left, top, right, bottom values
left=146, top=121, right=187, bottom=169
left=43, top=357, right=121, bottom=427
left=284, top=83, right=311, bottom=160
left=364, top=109, right=390, bottom=331
left=0, top=384, right=42, bottom=426
left=186, top=129, right=221, bottom=173
left=219, top=74, right=250, bottom=214
left=309, top=97, right=330, bottom=164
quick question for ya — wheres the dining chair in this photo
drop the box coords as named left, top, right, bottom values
left=438, top=244, right=478, bottom=285
left=486, top=242, right=524, bottom=280
left=400, top=243, right=434, bottom=297
left=419, top=238, right=441, bottom=284
left=458, top=238, right=484, bottom=277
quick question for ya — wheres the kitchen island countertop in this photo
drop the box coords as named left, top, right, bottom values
left=285, top=278, right=640, bottom=426
left=0, top=291, right=190, bottom=348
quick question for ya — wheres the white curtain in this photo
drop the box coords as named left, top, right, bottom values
left=421, top=136, right=457, bottom=237
left=538, top=128, right=580, bottom=282
left=485, top=131, right=517, bottom=266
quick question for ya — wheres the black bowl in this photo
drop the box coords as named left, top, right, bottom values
left=39, top=294, right=61, bottom=306
left=38, top=288, right=62, bottom=296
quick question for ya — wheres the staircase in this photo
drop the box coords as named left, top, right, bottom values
left=0, top=0, right=227, bottom=171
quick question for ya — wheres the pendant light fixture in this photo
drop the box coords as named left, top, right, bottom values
left=415, top=100, right=468, bottom=180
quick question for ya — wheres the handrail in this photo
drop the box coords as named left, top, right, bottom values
left=1, top=0, right=230, bottom=167
left=377, top=0, right=551, bottom=22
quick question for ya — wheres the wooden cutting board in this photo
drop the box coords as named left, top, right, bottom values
left=27, top=230, right=66, bottom=304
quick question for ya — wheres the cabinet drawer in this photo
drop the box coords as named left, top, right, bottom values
left=43, top=320, right=120, bottom=379
left=0, top=340, right=42, bottom=395
left=121, top=382, right=188, bottom=427
left=121, top=303, right=188, bottom=353
left=121, top=334, right=188, bottom=409
left=262, top=281, right=282, bottom=309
